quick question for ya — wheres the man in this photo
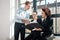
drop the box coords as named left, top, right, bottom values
left=25, top=12, right=43, bottom=40
left=14, top=1, right=31, bottom=40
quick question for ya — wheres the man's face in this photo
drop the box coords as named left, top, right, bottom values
left=32, top=12, right=37, bottom=19
left=25, top=4, right=30, bottom=10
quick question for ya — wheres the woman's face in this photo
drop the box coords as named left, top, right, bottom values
left=41, top=11, right=46, bottom=18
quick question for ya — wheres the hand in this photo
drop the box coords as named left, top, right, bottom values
left=34, top=16, right=38, bottom=20
left=22, top=19, right=30, bottom=23
left=32, top=28, right=42, bottom=31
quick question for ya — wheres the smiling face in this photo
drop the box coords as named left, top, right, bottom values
left=25, top=4, right=30, bottom=10
left=32, top=12, right=37, bottom=20
left=32, top=12, right=37, bottom=18
left=41, top=7, right=51, bottom=18
left=41, top=10, right=46, bottom=18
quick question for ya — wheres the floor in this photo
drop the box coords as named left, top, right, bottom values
left=53, top=36, right=60, bottom=40
left=10, top=34, right=60, bottom=40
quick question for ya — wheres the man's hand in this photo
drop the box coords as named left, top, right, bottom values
left=22, top=19, right=30, bottom=24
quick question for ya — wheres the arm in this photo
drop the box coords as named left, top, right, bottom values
left=37, top=18, right=53, bottom=31
left=32, top=28, right=42, bottom=31
left=31, top=18, right=43, bottom=31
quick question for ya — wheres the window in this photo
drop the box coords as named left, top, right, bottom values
left=10, top=0, right=15, bottom=39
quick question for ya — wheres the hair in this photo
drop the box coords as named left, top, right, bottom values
left=33, top=11, right=37, bottom=14
left=42, top=7, right=51, bottom=17
left=25, top=1, right=30, bottom=5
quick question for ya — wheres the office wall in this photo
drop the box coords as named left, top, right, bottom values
left=0, top=0, right=10, bottom=40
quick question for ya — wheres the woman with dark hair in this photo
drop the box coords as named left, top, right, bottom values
left=25, top=7, right=53, bottom=40
left=37, top=7, right=53, bottom=40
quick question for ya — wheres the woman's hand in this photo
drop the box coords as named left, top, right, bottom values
left=34, top=16, right=38, bottom=20
left=32, top=28, right=42, bottom=31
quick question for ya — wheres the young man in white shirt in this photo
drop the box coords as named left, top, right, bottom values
left=14, top=1, right=31, bottom=40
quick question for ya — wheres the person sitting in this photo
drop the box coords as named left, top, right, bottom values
left=25, top=7, right=53, bottom=40
left=25, top=11, right=43, bottom=40
left=25, top=11, right=42, bottom=30
left=37, top=7, right=53, bottom=40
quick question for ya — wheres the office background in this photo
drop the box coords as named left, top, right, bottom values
left=0, top=0, right=60, bottom=40
left=10, top=0, right=60, bottom=39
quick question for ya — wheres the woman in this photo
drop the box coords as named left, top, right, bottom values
left=25, top=7, right=53, bottom=40
left=37, top=7, right=53, bottom=40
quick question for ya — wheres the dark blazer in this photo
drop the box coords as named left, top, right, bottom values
left=37, top=17, right=53, bottom=37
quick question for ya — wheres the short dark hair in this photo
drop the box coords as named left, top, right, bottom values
left=25, top=1, right=30, bottom=5
left=42, top=7, right=51, bottom=17
left=33, top=11, right=37, bottom=14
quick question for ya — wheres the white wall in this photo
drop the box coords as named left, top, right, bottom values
left=0, top=0, right=10, bottom=40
